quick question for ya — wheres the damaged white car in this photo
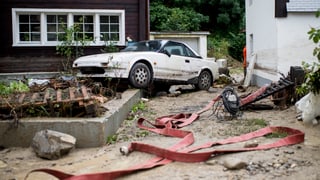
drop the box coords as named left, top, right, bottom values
left=73, top=40, right=219, bottom=90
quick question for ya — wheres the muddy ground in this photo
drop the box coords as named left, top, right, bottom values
left=1, top=72, right=320, bottom=180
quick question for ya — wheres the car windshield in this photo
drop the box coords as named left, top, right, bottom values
left=122, top=40, right=162, bottom=52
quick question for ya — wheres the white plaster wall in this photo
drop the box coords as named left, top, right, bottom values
left=246, top=0, right=278, bottom=82
left=276, top=13, right=319, bottom=78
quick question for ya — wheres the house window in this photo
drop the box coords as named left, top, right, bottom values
left=100, top=16, right=120, bottom=41
left=46, top=15, right=67, bottom=41
left=12, top=8, right=125, bottom=47
left=19, top=14, right=41, bottom=42
left=74, top=15, right=94, bottom=40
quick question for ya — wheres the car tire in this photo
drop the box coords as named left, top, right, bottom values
left=196, top=70, right=212, bottom=90
left=129, top=63, right=152, bottom=89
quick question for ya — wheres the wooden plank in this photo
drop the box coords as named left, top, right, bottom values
left=31, top=93, right=39, bottom=103
left=18, top=93, right=26, bottom=103
left=43, top=89, right=50, bottom=103
left=69, top=87, right=75, bottom=101
left=243, top=53, right=257, bottom=88
left=57, top=89, right=62, bottom=102
left=81, top=86, right=90, bottom=100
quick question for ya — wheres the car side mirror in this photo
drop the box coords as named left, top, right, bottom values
left=163, top=50, right=171, bottom=57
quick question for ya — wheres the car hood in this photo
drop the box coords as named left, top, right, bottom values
left=74, top=52, right=134, bottom=63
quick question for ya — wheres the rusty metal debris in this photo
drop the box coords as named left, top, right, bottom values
left=0, top=77, right=112, bottom=122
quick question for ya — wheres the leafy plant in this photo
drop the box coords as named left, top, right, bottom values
left=131, top=101, right=146, bottom=113
left=228, top=32, right=246, bottom=62
left=100, top=34, right=119, bottom=53
left=297, top=11, right=320, bottom=95
left=56, top=20, right=92, bottom=73
left=0, top=81, right=29, bottom=96
left=106, top=134, right=118, bottom=145
left=207, top=35, right=229, bottom=59
left=150, top=2, right=209, bottom=31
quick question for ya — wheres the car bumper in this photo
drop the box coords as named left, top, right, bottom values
left=74, top=66, right=129, bottom=78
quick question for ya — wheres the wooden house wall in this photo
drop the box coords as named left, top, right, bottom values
left=0, top=0, right=149, bottom=73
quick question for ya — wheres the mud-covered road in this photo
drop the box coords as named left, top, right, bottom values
left=1, top=83, right=320, bottom=180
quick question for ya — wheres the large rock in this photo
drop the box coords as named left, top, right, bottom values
left=31, top=129, right=76, bottom=160
left=222, top=157, right=248, bottom=170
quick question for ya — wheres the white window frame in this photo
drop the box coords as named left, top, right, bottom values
left=12, top=8, right=125, bottom=47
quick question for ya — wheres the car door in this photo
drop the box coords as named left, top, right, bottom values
left=154, top=41, right=194, bottom=81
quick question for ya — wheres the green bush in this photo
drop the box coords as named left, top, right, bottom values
left=207, top=36, right=229, bottom=59
left=297, top=11, right=320, bottom=95
left=228, top=32, right=246, bottom=62
left=0, top=81, right=29, bottom=96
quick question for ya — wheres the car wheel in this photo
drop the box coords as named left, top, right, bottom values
left=129, top=63, right=152, bottom=88
left=196, top=70, right=212, bottom=90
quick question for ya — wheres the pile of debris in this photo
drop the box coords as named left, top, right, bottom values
left=0, top=76, right=112, bottom=121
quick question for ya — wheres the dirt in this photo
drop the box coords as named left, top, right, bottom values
left=1, top=70, right=320, bottom=180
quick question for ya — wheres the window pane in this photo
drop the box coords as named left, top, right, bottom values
left=47, top=24, right=56, bottom=32
left=19, top=15, right=29, bottom=23
left=84, top=16, right=93, bottom=23
left=58, top=15, right=67, bottom=23
left=58, top=32, right=65, bottom=41
left=110, top=33, right=119, bottom=41
left=110, top=25, right=119, bottom=32
left=31, top=24, right=40, bottom=32
left=100, top=16, right=109, bottom=23
left=100, top=33, right=108, bottom=41
left=19, top=24, right=29, bottom=32
left=85, top=33, right=94, bottom=40
left=74, top=15, right=83, bottom=23
left=20, top=33, right=30, bottom=41
left=30, top=15, right=40, bottom=23
left=100, top=24, right=109, bottom=32
left=47, top=15, right=56, bottom=23
left=110, top=16, right=119, bottom=23
left=85, top=24, right=93, bottom=32
left=58, top=23, right=67, bottom=32
left=77, top=24, right=84, bottom=31
left=47, top=33, right=57, bottom=41
left=31, top=33, right=40, bottom=41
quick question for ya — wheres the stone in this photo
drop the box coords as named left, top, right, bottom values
left=0, top=160, right=7, bottom=168
left=222, top=157, right=248, bottom=170
left=31, top=129, right=76, bottom=160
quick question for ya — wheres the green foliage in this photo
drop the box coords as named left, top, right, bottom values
left=131, top=101, right=146, bottom=113
left=106, top=134, right=118, bottom=145
left=265, top=131, right=288, bottom=138
left=207, top=35, right=229, bottom=59
left=56, top=20, right=92, bottom=73
left=150, top=2, right=209, bottom=31
left=297, top=61, right=320, bottom=95
left=101, top=41, right=119, bottom=53
left=297, top=12, right=320, bottom=95
left=0, top=81, right=29, bottom=96
left=228, top=32, right=246, bottom=61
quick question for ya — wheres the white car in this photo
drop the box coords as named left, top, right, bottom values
left=73, top=40, right=219, bottom=90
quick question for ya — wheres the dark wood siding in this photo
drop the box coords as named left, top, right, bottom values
left=0, top=0, right=149, bottom=73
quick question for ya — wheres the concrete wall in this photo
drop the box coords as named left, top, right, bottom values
left=150, top=31, right=210, bottom=59
left=0, top=89, right=142, bottom=148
